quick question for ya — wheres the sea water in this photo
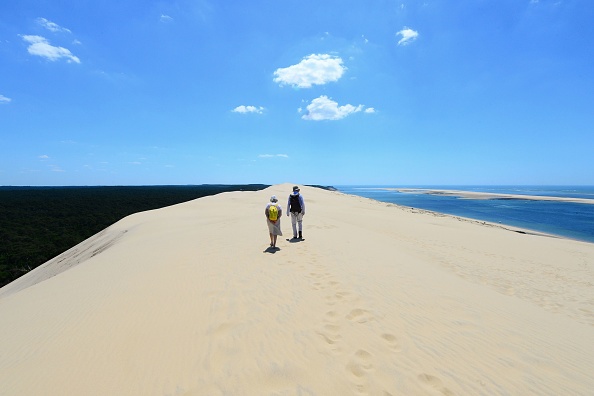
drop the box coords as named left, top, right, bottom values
left=336, top=186, right=594, bottom=244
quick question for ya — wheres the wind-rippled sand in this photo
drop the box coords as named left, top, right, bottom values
left=1, top=184, right=593, bottom=395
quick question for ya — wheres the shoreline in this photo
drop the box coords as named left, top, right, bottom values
left=341, top=187, right=594, bottom=244
left=387, top=187, right=594, bottom=205
left=337, top=190, right=563, bottom=240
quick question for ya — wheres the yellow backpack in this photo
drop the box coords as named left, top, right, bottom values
left=268, top=204, right=279, bottom=222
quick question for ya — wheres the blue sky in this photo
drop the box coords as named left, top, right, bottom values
left=1, top=0, right=593, bottom=186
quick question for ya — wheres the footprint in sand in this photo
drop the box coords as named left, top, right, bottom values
left=318, top=310, right=343, bottom=349
left=325, top=310, right=339, bottom=320
left=334, top=291, right=351, bottom=299
left=346, top=361, right=366, bottom=378
left=346, top=308, right=375, bottom=324
left=309, top=272, right=331, bottom=280
left=346, top=349, right=374, bottom=379
left=325, top=291, right=351, bottom=304
left=317, top=331, right=341, bottom=345
left=381, top=333, right=402, bottom=352
left=418, top=373, right=454, bottom=396
left=354, top=349, right=373, bottom=369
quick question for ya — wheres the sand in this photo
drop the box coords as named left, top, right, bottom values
left=392, top=188, right=594, bottom=205
left=1, top=183, right=593, bottom=395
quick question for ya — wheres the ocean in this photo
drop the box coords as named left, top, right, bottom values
left=336, top=186, right=594, bottom=244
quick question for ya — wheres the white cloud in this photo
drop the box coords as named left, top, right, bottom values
left=259, top=154, right=288, bottom=158
left=301, top=95, right=365, bottom=121
left=0, top=94, right=11, bottom=104
left=365, top=107, right=376, bottom=113
left=21, top=35, right=80, bottom=63
left=36, top=18, right=71, bottom=34
left=232, top=105, right=265, bottom=114
left=273, top=54, right=346, bottom=88
left=160, top=15, right=174, bottom=23
left=396, top=27, right=419, bottom=46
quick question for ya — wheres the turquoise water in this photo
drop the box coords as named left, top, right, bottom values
left=336, top=186, right=594, bottom=243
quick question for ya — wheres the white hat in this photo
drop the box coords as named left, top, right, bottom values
left=270, top=195, right=278, bottom=202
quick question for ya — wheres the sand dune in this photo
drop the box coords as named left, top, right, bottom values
left=1, top=184, right=593, bottom=395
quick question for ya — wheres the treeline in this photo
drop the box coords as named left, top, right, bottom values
left=0, top=185, right=268, bottom=288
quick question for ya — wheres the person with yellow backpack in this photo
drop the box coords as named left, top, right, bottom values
left=265, top=195, right=283, bottom=248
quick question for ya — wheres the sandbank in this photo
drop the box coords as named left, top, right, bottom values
left=390, top=188, right=594, bottom=205
left=1, top=183, right=593, bottom=395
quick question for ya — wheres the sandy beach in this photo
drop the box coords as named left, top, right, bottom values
left=1, top=183, right=594, bottom=395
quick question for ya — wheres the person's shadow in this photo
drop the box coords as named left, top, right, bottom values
left=263, top=246, right=281, bottom=254
left=286, top=237, right=304, bottom=243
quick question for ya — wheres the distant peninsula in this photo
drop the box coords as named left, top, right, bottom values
left=384, top=188, right=594, bottom=205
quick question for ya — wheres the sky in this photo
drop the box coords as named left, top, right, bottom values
left=1, top=0, right=593, bottom=186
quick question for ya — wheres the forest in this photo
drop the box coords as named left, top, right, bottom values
left=0, top=185, right=268, bottom=288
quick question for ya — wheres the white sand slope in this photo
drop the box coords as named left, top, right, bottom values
left=1, top=183, right=593, bottom=395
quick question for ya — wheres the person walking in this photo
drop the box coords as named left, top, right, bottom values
left=265, top=195, right=282, bottom=248
left=287, top=186, right=305, bottom=240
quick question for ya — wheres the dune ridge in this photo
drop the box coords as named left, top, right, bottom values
left=1, top=184, right=593, bottom=395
